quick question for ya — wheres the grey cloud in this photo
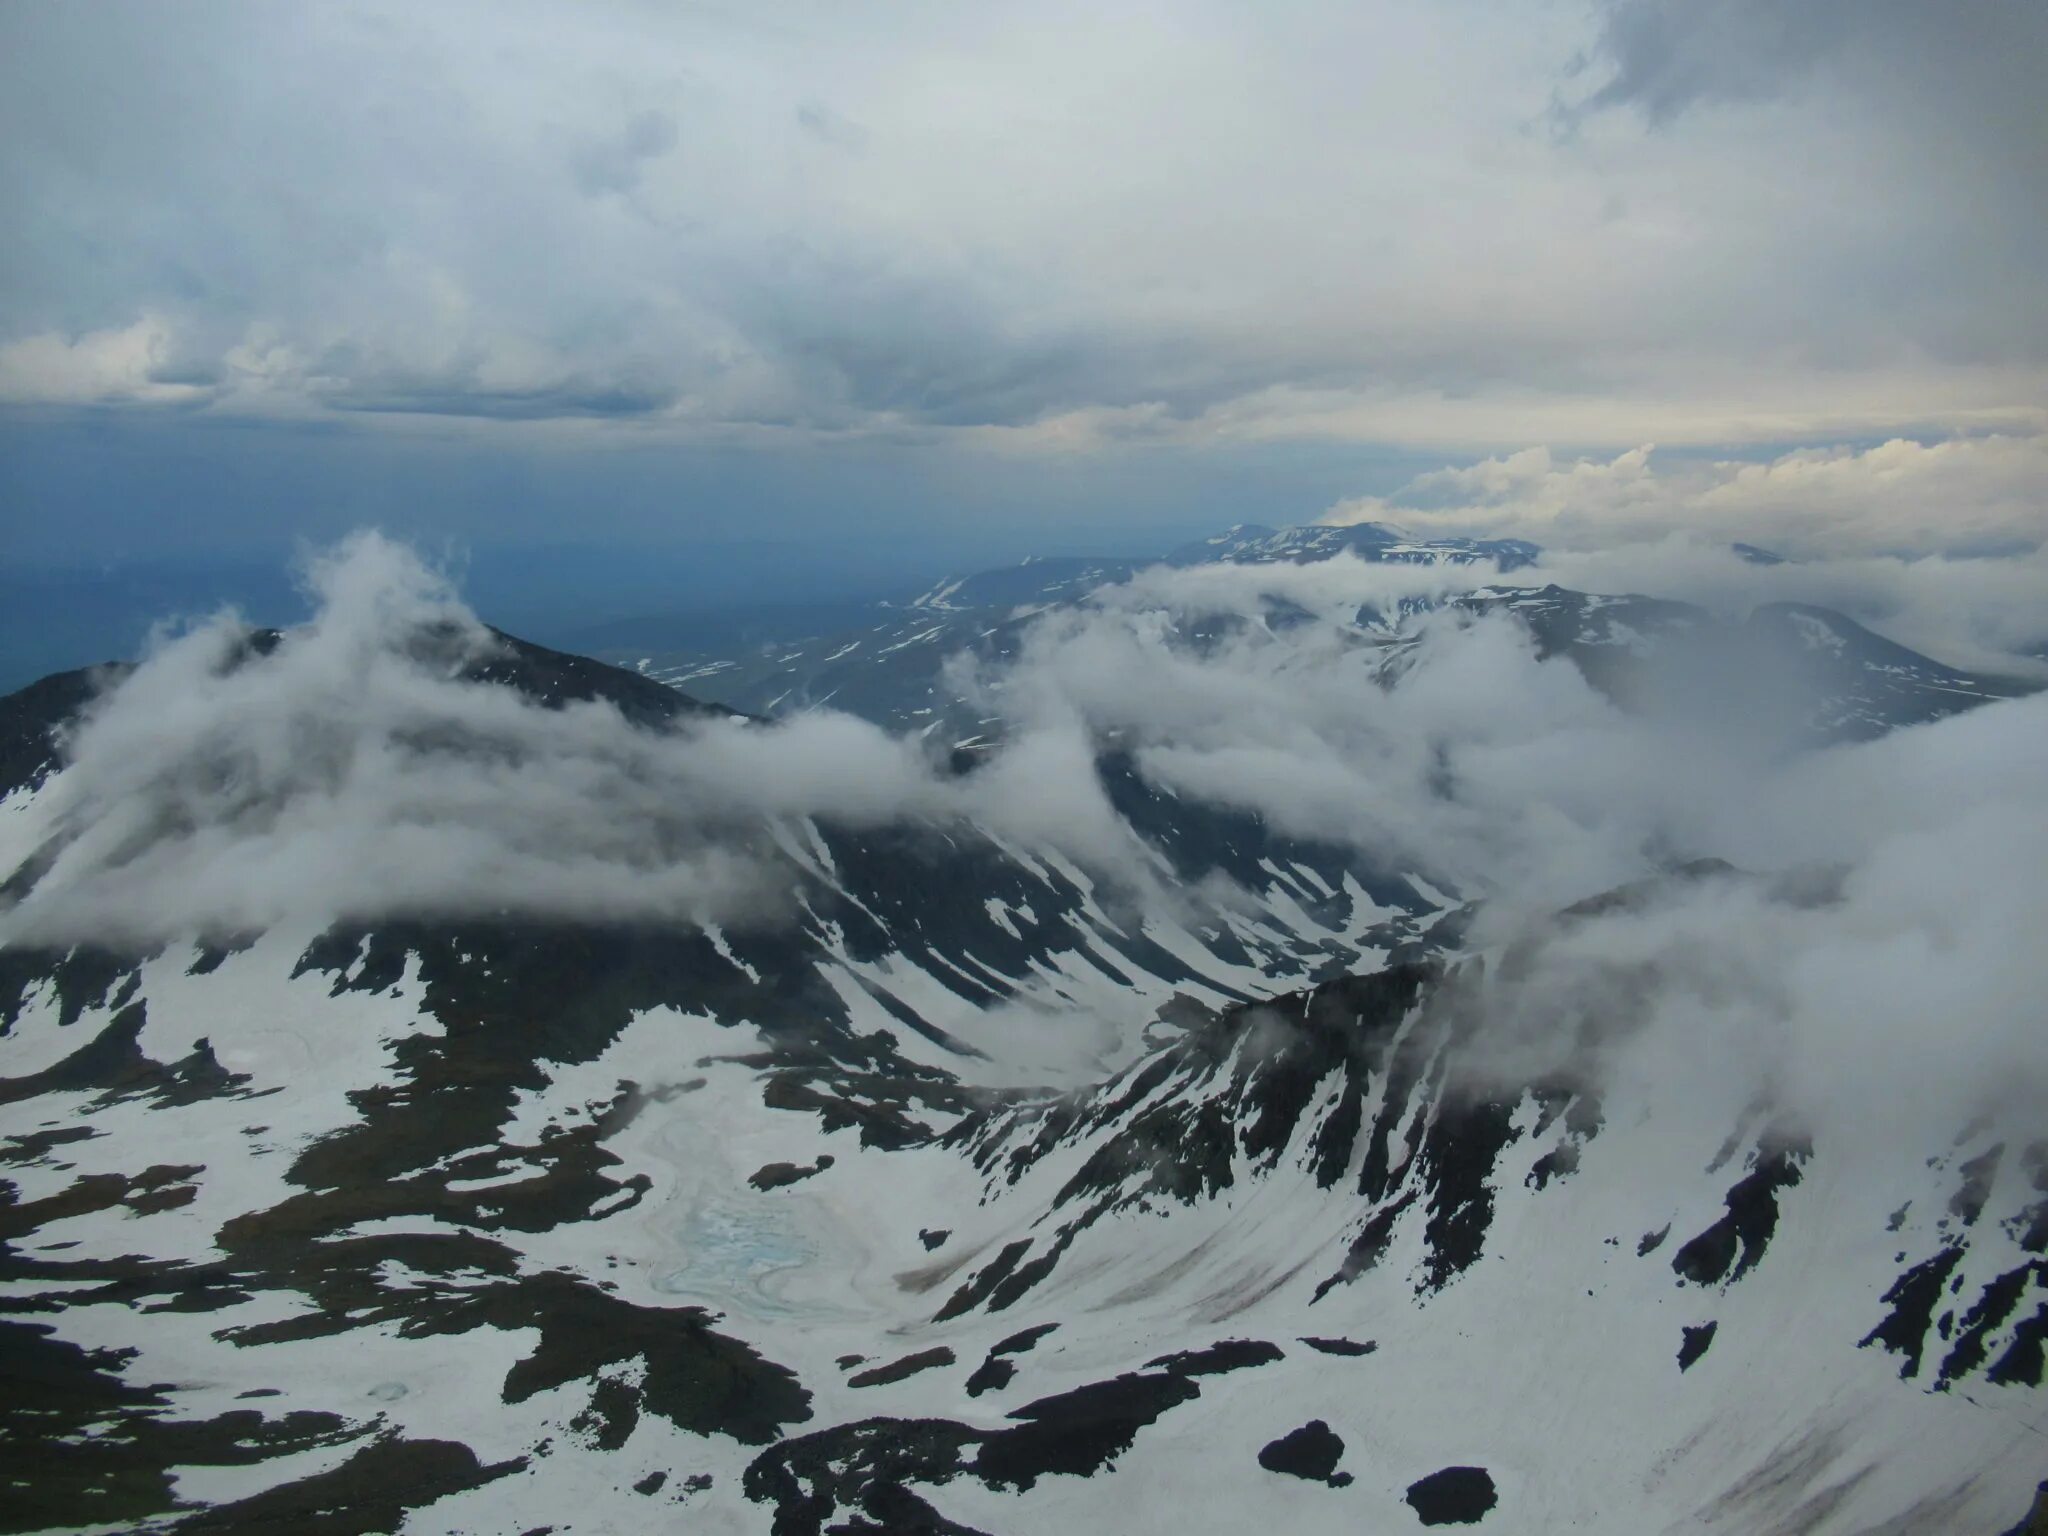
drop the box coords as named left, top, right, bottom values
left=570, top=110, right=681, bottom=197
left=796, top=101, right=870, bottom=153
left=317, top=377, right=680, bottom=421
left=294, top=337, right=684, bottom=421
left=1576, top=0, right=2048, bottom=128
left=1, top=2, right=2039, bottom=443
left=1571, top=0, right=1838, bottom=123
left=1571, top=0, right=2048, bottom=330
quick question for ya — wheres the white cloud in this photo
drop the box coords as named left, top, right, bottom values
left=1451, top=691, right=2048, bottom=1149
left=1325, top=432, right=2048, bottom=559
left=0, top=534, right=1160, bottom=945
left=8, top=533, right=2042, bottom=957
left=0, top=316, right=207, bottom=406
left=997, top=553, right=2048, bottom=1135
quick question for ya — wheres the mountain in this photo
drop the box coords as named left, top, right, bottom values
left=1454, top=586, right=2034, bottom=743
left=1165, top=522, right=1541, bottom=571
left=603, top=523, right=1540, bottom=727
left=906, top=555, right=1145, bottom=612
left=1, top=553, right=2044, bottom=1534
left=1743, top=601, right=2033, bottom=738
left=612, top=524, right=2034, bottom=755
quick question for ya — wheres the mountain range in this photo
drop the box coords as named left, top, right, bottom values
left=0, top=526, right=2043, bottom=1534
left=608, top=523, right=2029, bottom=748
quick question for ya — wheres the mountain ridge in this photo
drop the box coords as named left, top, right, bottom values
left=0, top=548, right=2043, bottom=1533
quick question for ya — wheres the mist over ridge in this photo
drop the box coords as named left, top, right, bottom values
left=5, top=528, right=2043, bottom=1145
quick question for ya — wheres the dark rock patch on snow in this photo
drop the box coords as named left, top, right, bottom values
left=1144, top=1339, right=1283, bottom=1376
left=743, top=1354, right=1231, bottom=1530
left=966, top=1323, right=1060, bottom=1397
left=1862, top=1245, right=1965, bottom=1379
left=964, top=1356, right=1016, bottom=1398
left=748, top=1154, right=834, bottom=1190
left=1405, top=1465, right=1498, bottom=1524
left=1301, top=1335, right=1377, bottom=1356
left=1257, top=1419, right=1349, bottom=1485
left=974, top=1371, right=1201, bottom=1490
left=848, top=1347, right=956, bottom=1389
left=1672, top=1141, right=1807, bottom=1286
left=175, top=1432, right=526, bottom=1534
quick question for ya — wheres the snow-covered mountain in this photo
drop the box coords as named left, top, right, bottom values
left=1164, top=521, right=1541, bottom=571
left=2, top=537, right=2044, bottom=1534
left=612, top=522, right=1538, bottom=726
left=615, top=527, right=2029, bottom=748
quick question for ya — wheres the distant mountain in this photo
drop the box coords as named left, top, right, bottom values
left=609, top=523, right=1548, bottom=729
left=607, top=527, right=2035, bottom=754
left=1452, top=585, right=2033, bottom=743
left=905, top=555, right=1144, bottom=613
left=1732, top=541, right=1787, bottom=565
left=1166, top=521, right=1541, bottom=571
left=1744, top=601, right=2033, bottom=738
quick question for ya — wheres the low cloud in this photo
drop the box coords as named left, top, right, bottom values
left=0, top=534, right=1147, bottom=946
left=1526, top=539, right=2048, bottom=679
left=963, top=550, right=2048, bottom=1135
left=979, top=567, right=1752, bottom=922
left=1449, top=689, right=2048, bottom=1149
left=4, top=534, right=2045, bottom=1138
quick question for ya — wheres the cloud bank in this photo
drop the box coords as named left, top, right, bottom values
left=0, top=535, right=1145, bottom=945
left=1452, top=693, right=2048, bottom=1150
left=3, top=533, right=2044, bottom=1140
left=1012, top=551, right=2048, bottom=1135
left=1325, top=433, right=2048, bottom=556
left=1314, top=431, right=2048, bottom=660
left=6, top=532, right=2043, bottom=946
left=1, top=2, right=2041, bottom=448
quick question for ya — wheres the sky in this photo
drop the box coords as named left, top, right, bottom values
left=1, top=1, right=2044, bottom=589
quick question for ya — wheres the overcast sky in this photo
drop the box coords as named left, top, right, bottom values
left=2, top=0, right=2044, bottom=565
